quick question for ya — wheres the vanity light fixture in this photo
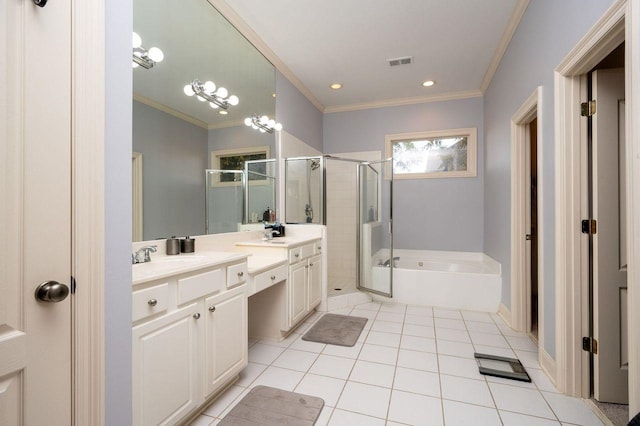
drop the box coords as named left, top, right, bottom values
left=244, top=115, right=282, bottom=134
left=422, top=80, right=435, bottom=87
left=183, top=79, right=239, bottom=110
left=132, top=32, right=164, bottom=69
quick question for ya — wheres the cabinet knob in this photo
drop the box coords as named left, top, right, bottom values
left=148, top=299, right=157, bottom=307
left=295, top=253, right=300, bottom=258
left=305, top=265, right=309, bottom=269
left=309, top=263, right=314, bottom=267
left=208, top=306, right=216, bottom=313
left=270, top=275, right=276, bottom=280
left=193, top=313, right=201, bottom=320
left=237, top=271, right=244, bottom=277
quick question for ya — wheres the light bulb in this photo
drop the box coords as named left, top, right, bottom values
left=148, top=47, right=164, bottom=63
left=228, top=95, right=239, bottom=106
left=252, top=124, right=258, bottom=130
left=244, top=118, right=252, bottom=126
left=259, top=128, right=266, bottom=133
left=203, top=81, right=216, bottom=93
left=197, top=95, right=206, bottom=102
left=216, top=87, right=228, bottom=98
left=260, top=115, right=268, bottom=124
left=274, top=123, right=283, bottom=131
left=209, top=102, right=219, bottom=109
left=132, top=62, right=139, bottom=69
left=183, top=84, right=195, bottom=96
left=268, top=119, right=276, bottom=128
left=132, top=32, right=142, bottom=48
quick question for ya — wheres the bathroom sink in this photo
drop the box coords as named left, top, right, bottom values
left=132, top=251, right=247, bottom=284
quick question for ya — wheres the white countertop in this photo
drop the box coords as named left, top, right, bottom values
left=235, top=236, right=320, bottom=249
left=132, top=251, right=248, bottom=285
left=246, top=255, right=288, bottom=275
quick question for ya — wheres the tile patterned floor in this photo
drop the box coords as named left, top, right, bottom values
left=189, top=302, right=605, bottom=426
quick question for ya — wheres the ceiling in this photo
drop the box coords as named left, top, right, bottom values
left=220, top=0, right=528, bottom=112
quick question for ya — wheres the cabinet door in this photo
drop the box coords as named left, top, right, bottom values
left=307, top=254, right=323, bottom=310
left=204, top=286, right=248, bottom=396
left=289, top=262, right=308, bottom=327
left=132, top=303, right=201, bottom=426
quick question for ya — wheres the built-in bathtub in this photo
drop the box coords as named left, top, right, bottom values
left=370, top=249, right=502, bottom=312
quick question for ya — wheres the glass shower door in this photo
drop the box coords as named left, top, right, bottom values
left=358, top=159, right=393, bottom=297
left=205, top=169, right=245, bottom=234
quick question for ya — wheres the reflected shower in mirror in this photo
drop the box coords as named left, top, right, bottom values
left=132, top=0, right=276, bottom=241
left=285, top=157, right=323, bottom=224
left=245, top=159, right=277, bottom=224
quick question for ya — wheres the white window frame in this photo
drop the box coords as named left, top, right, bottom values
left=385, top=128, right=477, bottom=179
left=210, top=145, right=270, bottom=187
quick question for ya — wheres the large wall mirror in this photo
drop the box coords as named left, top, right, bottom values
left=133, top=0, right=276, bottom=241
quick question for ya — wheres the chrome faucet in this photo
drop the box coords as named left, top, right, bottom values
left=263, top=229, right=280, bottom=241
left=132, top=245, right=157, bottom=264
left=382, top=256, right=400, bottom=267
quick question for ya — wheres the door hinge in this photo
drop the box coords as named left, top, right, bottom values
left=582, top=336, right=598, bottom=354
left=71, top=275, right=77, bottom=294
left=581, top=100, right=596, bottom=117
left=581, top=219, right=597, bottom=235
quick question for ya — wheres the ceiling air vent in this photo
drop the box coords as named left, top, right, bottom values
left=388, top=56, right=413, bottom=67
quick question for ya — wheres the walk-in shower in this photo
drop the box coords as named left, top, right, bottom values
left=285, top=155, right=394, bottom=298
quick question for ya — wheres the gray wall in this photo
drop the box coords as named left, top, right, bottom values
left=275, top=70, right=323, bottom=152
left=324, top=97, right=485, bottom=251
left=106, top=0, right=132, bottom=423
left=133, top=101, right=208, bottom=239
left=208, top=124, right=275, bottom=154
left=483, top=0, right=615, bottom=358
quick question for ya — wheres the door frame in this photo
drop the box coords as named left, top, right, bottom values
left=554, top=0, right=640, bottom=413
left=72, top=0, right=105, bottom=423
left=510, top=87, right=544, bottom=340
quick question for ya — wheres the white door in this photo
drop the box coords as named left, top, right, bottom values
left=0, top=0, right=72, bottom=424
left=592, top=68, right=627, bottom=403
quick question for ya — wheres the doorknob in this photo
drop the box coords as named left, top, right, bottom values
left=525, top=234, right=532, bottom=241
left=33, top=0, right=47, bottom=7
left=34, top=280, right=70, bottom=303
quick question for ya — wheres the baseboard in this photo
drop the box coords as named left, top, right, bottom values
left=584, top=399, right=616, bottom=426
left=498, top=302, right=512, bottom=327
left=539, top=346, right=558, bottom=389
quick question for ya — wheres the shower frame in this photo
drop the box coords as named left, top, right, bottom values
left=284, top=154, right=394, bottom=297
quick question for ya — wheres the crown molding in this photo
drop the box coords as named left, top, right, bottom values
left=480, top=0, right=530, bottom=94
left=323, top=90, right=483, bottom=114
left=208, top=119, right=245, bottom=130
left=133, top=93, right=210, bottom=129
left=208, top=0, right=325, bottom=113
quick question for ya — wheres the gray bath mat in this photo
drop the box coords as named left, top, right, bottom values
left=218, top=385, right=324, bottom=426
left=301, top=313, right=368, bottom=347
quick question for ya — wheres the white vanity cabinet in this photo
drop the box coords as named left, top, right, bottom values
left=132, top=303, right=201, bottom=426
left=132, top=255, right=248, bottom=426
left=285, top=243, right=323, bottom=330
left=204, top=285, right=247, bottom=396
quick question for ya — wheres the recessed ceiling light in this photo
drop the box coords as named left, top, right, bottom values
left=219, top=110, right=228, bottom=115
left=330, top=83, right=343, bottom=90
left=272, top=93, right=276, bottom=98
left=422, top=80, right=435, bottom=87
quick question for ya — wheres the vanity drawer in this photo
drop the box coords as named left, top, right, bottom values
left=177, top=269, right=224, bottom=304
left=300, top=243, right=314, bottom=259
left=132, top=283, right=169, bottom=322
left=227, top=262, right=248, bottom=288
left=253, top=264, right=288, bottom=295
left=289, top=247, right=302, bottom=264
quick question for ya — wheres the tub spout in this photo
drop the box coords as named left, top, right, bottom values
left=382, top=256, right=400, bottom=267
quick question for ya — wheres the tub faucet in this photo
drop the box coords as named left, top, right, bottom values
left=132, top=245, right=157, bottom=264
left=382, top=256, right=400, bottom=267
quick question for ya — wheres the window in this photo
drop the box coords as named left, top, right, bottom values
left=210, top=146, right=270, bottom=185
left=385, top=128, right=477, bottom=179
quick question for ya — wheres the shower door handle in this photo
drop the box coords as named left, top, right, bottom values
left=525, top=234, right=532, bottom=241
